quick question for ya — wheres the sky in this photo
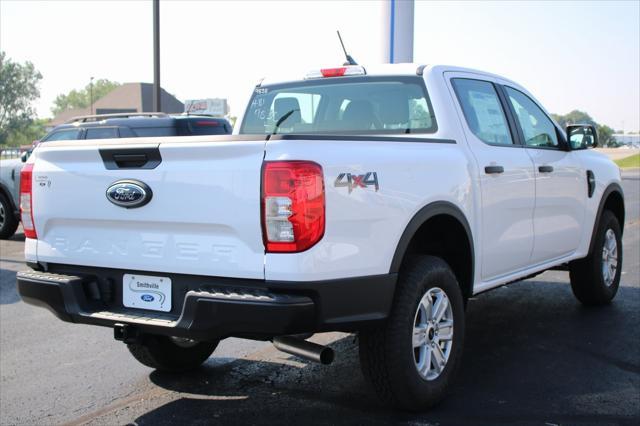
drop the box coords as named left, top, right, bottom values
left=1, top=0, right=639, bottom=131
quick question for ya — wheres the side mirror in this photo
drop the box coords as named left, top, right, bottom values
left=20, top=151, right=31, bottom=163
left=566, top=124, right=598, bottom=150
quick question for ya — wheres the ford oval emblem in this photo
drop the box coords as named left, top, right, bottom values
left=106, top=180, right=152, bottom=208
left=141, top=294, right=155, bottom=302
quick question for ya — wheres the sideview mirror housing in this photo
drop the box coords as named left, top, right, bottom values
left=20, top=150, right=31, bottom=163
left=566, top=124, right=598, bottom=150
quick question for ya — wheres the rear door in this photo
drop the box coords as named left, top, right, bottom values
left=446, top=73, right=536, bottom=281
left=499, top=84, right=586, bottom=263
left=31, top=137, right=267, bottom=279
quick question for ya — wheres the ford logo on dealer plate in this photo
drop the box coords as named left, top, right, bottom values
left=106, top=180, right=153, bottom=208
left=141, top=294, right=155, bottom=302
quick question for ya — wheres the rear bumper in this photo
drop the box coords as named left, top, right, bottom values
left=17, top=265, right=396, bottom=341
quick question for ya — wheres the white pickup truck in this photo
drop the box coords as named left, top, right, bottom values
left=17, top=64, right=624, bottom=411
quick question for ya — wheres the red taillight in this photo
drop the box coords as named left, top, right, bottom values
left=20, top=163, right=37, bottom=239
left=261, top=161, right=325, bottom=253
left=320, top=67, right=347, bottom=77
left=194, top=120, right=220, bottom=126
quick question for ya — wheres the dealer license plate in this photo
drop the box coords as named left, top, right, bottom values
left=123, top=274, right=172, bottom=312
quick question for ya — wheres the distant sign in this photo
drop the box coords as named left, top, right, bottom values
left=184, top=98, right=228, bottom=116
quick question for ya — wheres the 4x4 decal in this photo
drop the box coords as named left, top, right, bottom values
left=334, top=172, right=379, bottom=193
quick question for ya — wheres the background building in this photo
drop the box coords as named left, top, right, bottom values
left=49, top=83, right=183, bottom=126
left=613, top=133, right=640, bottom=148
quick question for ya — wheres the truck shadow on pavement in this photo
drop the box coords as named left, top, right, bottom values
left=7, top=231, right=25, bottom=242
left=0, top=268, right=21, bottom=304
left=0, top=231, right=25, bottom=304
left=136, top=280, right=640, bottom=425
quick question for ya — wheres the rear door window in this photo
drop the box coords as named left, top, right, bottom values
left=451, top=78, right=513, bottom=145
left=132, top=127, right=177, bottom=137
left=85, top=127, right=119, bottom=140
left=118, top=127, right=136, bottom=138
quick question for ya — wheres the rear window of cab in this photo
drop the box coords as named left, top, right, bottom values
left=240, top=76, right=437, bottom=135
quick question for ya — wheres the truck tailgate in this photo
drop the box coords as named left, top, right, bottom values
left=31, top=139, right=266, bottom=279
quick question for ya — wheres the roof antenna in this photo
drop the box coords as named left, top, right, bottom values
left=337, top=30, right=358, bottom=66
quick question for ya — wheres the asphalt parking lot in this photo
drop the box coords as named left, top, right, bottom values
left=1, top=173, right=639, bottom=425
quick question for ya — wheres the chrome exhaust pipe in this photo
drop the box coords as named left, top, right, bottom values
left=272, top=336, right=334, bottom=365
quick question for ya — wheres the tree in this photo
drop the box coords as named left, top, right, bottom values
left=552, top=110, right=618, bottom=147
left=51, top=79, right=120, bottom=115
left=552, top=110, right=596, bottom=128
left=410, top=100, right=430, bottom=127
left=3, top=118, right=47, bottom=146
left=550, top=113, right=563, bottom=125
left=597, top=124, right=617, bottom=147
left=0, top=51, right=42, bottom=144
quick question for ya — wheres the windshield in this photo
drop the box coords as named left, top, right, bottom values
left=240, top=76, right=437, bottom=135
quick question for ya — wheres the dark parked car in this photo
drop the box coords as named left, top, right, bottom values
left=40, top=112, right=232, bottom=141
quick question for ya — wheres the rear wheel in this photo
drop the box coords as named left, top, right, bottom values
left=359, top=256, right=465, bottom=411
left=0, top=193, right=19, bottom=239
left=127, top=335, right=218, bottom=372
left=570, top=210, right=622, bottom=305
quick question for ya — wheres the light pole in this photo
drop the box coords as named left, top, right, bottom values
left=153, top=0, right=161, bottom=112
left=90, top=76, right=94, bottom=115
left=381, top=0, right=414, bottom=63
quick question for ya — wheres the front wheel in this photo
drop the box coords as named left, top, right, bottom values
left=359, top=256, right=465, bottom=411
left=570, top=210, right=623, bottom=305
left=127, top=335, right=218, bottom=372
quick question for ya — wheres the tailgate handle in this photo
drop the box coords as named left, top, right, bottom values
left=113, top=154, right=148, bottom=168
left=99, top=146, right=162, bottom=170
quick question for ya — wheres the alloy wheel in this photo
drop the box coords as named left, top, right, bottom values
left=412, top=287, right=454, bottom=381
left=602, top=228, right=618, bottom=287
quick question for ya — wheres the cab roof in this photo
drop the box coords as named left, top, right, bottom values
left=258, top=63, right=518, bottom=87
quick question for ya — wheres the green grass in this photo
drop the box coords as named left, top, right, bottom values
left=614, top=153, right=640, bottom=169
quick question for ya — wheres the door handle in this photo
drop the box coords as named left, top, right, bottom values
left=538, top=165, right=554, bottom=173
left=485, top=165, right=504, bottom=174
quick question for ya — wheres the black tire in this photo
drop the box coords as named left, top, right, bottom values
left=0, top=192, right=19, bottom=240
left=127, top=335, right=218, bottom=372
left=570, top=210, right=623, bottom=305
left=359, top=255, right=465, bottom=411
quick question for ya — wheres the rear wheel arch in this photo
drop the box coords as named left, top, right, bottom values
left=390, top=201, right=475, bottom=300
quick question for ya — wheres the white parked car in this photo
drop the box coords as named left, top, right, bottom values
left=17, top=63, right=624, bottom=411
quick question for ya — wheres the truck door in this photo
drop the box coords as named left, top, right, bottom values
left=446, top=73, right=536, bottom=281
left=499, top=84, right=586, bottom=263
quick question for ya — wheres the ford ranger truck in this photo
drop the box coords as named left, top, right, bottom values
left=17, top=64, right=624, bottom=411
